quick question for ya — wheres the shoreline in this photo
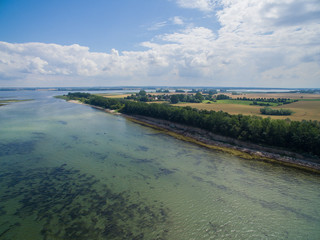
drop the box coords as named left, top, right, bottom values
left=67, top=100, right=320, bottom=173
left=125, top=115, right=320, bottom=173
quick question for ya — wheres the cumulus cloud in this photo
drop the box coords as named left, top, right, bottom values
left=259, top=0, right=320, bottom=26
left=215, top=0, right=320, bottom=71
left=0, top=0, right=319, bottom=87
left=141, top=0, right=320, bottom=87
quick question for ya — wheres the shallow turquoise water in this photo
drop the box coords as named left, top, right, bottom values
left=0, top=91, right=319, bottom=240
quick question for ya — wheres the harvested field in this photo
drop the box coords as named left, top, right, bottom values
left=176, top=100, right=320, bottom=121
left=272, top=101, right=320, bottom=121
left=98, top=93, right=131, bottom=98
left=176, top=102, right=261, bottom=115
left=96, top=92, right=320, bottom=121
left=231, top=93, right=320, bottom=100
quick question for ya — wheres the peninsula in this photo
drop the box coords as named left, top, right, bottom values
left=60, top=92, right=320, bottom=172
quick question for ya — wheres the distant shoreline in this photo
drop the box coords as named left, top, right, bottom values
left=67, top=99, right=320, bottom=173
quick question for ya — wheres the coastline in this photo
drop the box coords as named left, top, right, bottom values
left=67, top=100, right=120, bottom=114
left=67, top=99, right=320, bottom=173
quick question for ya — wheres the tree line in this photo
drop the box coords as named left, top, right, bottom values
left=236, top=97, right=297, bottom=105
left=260, top=107, right=293, bottom=116
left=65, top=92, right=320, bottom=157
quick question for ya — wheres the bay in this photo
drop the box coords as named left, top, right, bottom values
left=0, top=91, right=319, bottom=240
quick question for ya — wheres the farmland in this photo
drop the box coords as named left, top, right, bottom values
left=98, top=92, right=320, bottom=121
left=97, top=93, right=131, bottom=99
left=176, top=93, right=320, bottom=121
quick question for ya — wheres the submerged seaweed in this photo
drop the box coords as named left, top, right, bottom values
left=57, top=120, right=68, bottom=125
left=0, top=140, right=36, bottom=157
left=0, top=164, right=169, bottom=240
left=155, top=168, right=177, bottom=179
left=135, top=146, right=149, bottom=152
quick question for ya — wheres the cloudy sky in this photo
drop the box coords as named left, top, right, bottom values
left=0, top=0, right=319, bottom=87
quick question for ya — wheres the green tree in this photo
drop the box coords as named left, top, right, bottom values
left=138, top=90, right=147, bottom=96
left=195, top=92, right=204, bottom=102
left=208, top=90, right=217, bottom=96
left=170, top=95, right=179, bottom=104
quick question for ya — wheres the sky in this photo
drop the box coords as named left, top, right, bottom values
left=0, top=0, right=319, bottom=88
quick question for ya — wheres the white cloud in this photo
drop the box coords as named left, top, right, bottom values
left=147, top=21, right=168, bottom=31
left=171, top=16, right=184, bottom=25
left=161, top=27, right=216, bottom=45
left=147, top=17, right=184, bottom=31
left=0, top=0, right=319, bottom=87
left=175, top=0, right=219, bottom=12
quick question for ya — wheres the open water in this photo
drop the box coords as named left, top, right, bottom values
left=0, top=91, right=319, bottom=240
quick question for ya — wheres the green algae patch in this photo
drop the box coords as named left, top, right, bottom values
left=0, top=165, right=170, bottom=240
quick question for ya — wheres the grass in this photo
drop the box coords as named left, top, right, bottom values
left=176, top=100, right=320, bottom=121
left=298, top=99, right=320, bottom=101
left=216, top=99, right=280, bottom=106
left=241, top=93, right=320, bottom=100
left=55, top=95, right=68, bottom=100
left=276, top=101, right=320, bottom=121
left=177, top=102, right=261, bottom=114
left=178, top=93, right=320, bottom=121
left=97, top=93, right=131, bottom=98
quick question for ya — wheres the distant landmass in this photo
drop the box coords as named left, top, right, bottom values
left=1, top=86, right=320, bottom=93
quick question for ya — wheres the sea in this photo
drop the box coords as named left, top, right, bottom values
left=0, top=90, right=319, bottom=240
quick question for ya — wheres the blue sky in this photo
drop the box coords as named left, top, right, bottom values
left=1, top=0, right=181, bottom=51
left=0, top=0, right=219, bottom=52
left=0, top=0, right=319, bottom=87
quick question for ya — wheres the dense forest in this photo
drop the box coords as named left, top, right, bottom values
left=65, top=92, right=320, bottom=157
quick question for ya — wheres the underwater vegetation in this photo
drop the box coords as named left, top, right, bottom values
left=0, top=132, right=47, bottom=158
left=0, top=164, right=169, bottom=240
left=0, top=141, right=37, bottom=157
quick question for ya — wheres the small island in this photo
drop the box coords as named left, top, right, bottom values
left=0, top=99, right=32, bottom=106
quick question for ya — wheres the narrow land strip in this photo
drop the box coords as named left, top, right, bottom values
left=67, top=99, right=320, bottom=173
